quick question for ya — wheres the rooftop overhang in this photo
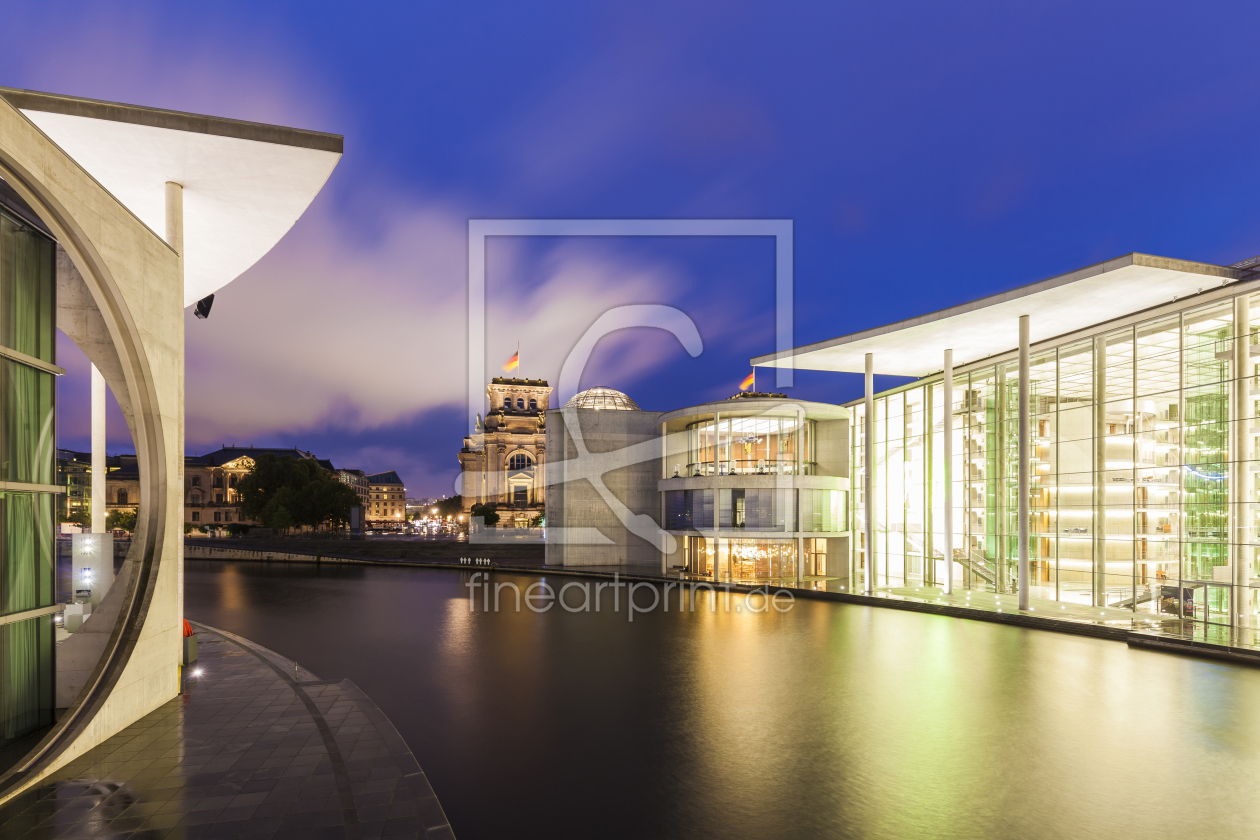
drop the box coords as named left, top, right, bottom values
left=658, top=397, right=849, bottom=430
left=752, top=253, right=1241, bottom=378
left=0, top=87, right=343, bottom=307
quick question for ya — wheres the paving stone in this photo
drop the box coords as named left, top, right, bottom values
left=0, top=626, right=454, bottom=839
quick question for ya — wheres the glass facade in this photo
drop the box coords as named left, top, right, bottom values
left=0, top=208, right=57, bottom=749
left=853, top=291, right=1260, bottom=625
left=665, top=489, right=846, bottom=534
left=682, top=536, right=838, bottom=582
left=683, top=416, right=814, bottom=475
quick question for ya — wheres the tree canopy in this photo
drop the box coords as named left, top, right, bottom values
left=236, top=454, right=360, bottom=532
left=107, top=509, right=137, bottom=533
left=470, top=502, right=499, bottom=527
left=434, top=495, right=462, bottom=518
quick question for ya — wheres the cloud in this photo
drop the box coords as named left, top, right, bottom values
left=182, top=196, right=688, bottom=445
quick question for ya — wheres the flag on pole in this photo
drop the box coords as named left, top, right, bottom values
left=503, top=351, right=519, bottom=373
left=739, top=370, right=755, bottom=391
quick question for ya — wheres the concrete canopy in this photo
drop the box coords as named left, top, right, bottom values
left=752, top=253, right=1240, bottom=377
left=0, top=88, right=342, bottom=307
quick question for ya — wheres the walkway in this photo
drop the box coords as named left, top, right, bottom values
left=0, top=624, right=455, bottom=840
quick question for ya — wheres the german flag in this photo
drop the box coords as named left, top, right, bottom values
left=503, top=351, right=519, bottom=373
left=739, top=370, right=755, bottom=391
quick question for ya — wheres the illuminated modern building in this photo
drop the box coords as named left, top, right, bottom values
left=658, top=394, right=850, bottom=580
left=546, top=388, right=851, bottom=574
left=0, top=88, right=338, bottom=802
left=757, top=252, right=1260, bottom=627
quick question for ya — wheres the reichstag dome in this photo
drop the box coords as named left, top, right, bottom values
left=564, top=387, right=640, bottom=410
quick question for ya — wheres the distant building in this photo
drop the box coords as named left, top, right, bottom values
left=103, top=446, right=341, bottom=528
left=338, top=469, right=370, bottom=511
left=367, top=471, right=407, bottom=529
left=459, top=377, right=551, bottom=528
left=56, top=449, right=93, bottom=523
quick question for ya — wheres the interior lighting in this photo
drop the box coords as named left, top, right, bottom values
left=192, top=668, right=204, bottom=677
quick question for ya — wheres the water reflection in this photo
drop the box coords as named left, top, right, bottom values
left=186, top=560, right=1260, bottom=840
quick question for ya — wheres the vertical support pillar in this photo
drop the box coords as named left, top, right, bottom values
left=1093, top=334, right=1107, bottom=607
left=1234, top=294, right=1251, bottom=627
left=943, top=350, right=954, bottom=595
left=1018, top=316, right=1031, bottom=611
left=713, top=411, right=721, bottom=580
left=166, top=181, right=184, bottom=649
left=91, top=365, right=106, bottom=534
left=660, top=421, right=668, bottom=576
left=865, top=353, right=875, bottom=595
left=797, top=405, right=805, bottom=584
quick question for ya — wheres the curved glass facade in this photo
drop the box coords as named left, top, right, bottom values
left=665, top=489, right=846, bottom=533
left=0, top=208, right=56, bottom=749
left=684, top=415, right=814, bottom=475
left=682, top=536, right=839, bottom=581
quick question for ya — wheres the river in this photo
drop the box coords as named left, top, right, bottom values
left=185, top=559, right=1260, bottom=840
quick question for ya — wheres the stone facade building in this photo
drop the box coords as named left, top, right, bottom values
left=367, top=471, right=407, bottom=529
left=459, top=377, right=551, bottom=528
left=103, top=446, right=339, bottom=529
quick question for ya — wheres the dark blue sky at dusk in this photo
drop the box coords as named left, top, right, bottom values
left=5, top=1, right=1260, bottom=495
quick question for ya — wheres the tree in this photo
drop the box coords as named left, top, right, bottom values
left=435, top=496, right=462, bottom=518
left=470, top=502, right=499, bottom=528
left=236, top=453, right=360, bottom=532
left=64, top=510, right=89, bottom=528
left=107, top=509, right=137, bottom=533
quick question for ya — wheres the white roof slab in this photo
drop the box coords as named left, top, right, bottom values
left=0, top=88, right=342, bottom=307
left=753, top=253, right=1240, bottom=377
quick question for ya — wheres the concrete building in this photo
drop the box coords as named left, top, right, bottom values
left=367, top=470, right=407, bottom=529
left=547, top=388, right=661, bottom=566
left=0, top=88, right=338, bottom=802
left=459, top=377, right=550, bottom=527
left=545, top=388, right=851, bottom=577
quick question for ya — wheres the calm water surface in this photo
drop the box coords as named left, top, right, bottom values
left=185, top=560, right=1260, bottom=840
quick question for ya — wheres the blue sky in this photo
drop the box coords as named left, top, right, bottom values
left=6, top=1, right=1260, bottom=495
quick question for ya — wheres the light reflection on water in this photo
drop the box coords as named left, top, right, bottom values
left=185, top=560, right=1260, bottom=840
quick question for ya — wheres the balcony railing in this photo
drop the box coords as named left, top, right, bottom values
left=678, top=460, right=817, bottom=477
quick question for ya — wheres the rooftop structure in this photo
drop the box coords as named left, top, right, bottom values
left=564, top=387, right=640, bottom=411
left=754, top=253, right=1240, bottom=376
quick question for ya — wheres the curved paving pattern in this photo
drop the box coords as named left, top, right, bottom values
left=0, top=624, right=454, bottom=839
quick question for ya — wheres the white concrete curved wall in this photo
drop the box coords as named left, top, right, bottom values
left=0, top=96, right=183, bottom=803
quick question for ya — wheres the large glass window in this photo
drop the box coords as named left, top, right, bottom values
left=853, top=289, right=1260, bottom=627
left=686, top=415, right=814, bottom=475
left=0, top=207, right=55, bottom=749
left=664, top=489, right=714, bottom=530
left=799, top=489, right=847, bottom=532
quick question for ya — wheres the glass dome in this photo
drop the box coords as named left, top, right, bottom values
left=564, top=387, right=640, bottom=411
